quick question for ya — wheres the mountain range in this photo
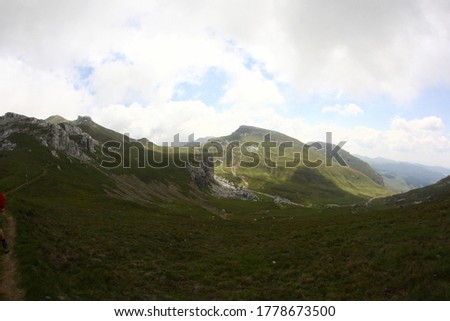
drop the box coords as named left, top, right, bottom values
left=357, top=155, right=450, bottom=193
left=0, top=112, right=449, bottom=300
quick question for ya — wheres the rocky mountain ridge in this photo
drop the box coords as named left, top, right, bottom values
left=0, top=112, right=98, bottom=161
left=0, top=112, right=393, bottom=204
left=0, top=112, right=258, bottom=201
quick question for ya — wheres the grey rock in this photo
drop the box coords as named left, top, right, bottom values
left=187, top=156, right=215, bottom=189
left=0, top=139, right=16, bottom=151
left=211, top=175, right=258, bottom=201
left=0, top=112, right=98, bottom=161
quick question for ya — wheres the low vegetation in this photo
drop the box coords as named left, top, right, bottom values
left=0, top=117, right=448, bottom=300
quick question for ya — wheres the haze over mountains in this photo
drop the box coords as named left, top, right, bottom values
left=308, top=141, right=450, bottom=194
left=357, top=155, right=450, bottom=193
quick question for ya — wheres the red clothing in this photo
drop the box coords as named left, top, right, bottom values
left=0, top=193, right=5, bottom=211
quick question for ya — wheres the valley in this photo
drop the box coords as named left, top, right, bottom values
left=0, top=113, right=449, bottom=300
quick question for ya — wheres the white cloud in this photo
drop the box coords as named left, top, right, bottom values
left=87, top=100, right=450, bottom=167
left=90, top=101, right=238, bottom=143
left=0, top=58, right=91, bottom=119
left=342, top=116, right=450, bottom=166
left=391, top=116, right=444, bottom=132
left=90, top=100, right=297, bottom=145
left=220, top=65, right=285, bottom=108
left=322, top=103, right=364, bottom=116
left=382, top=116, right=448, bottom=155
left=2, top=0, right=450, bottom=108
left=1, top=1, right=450, bottom=167
left=243, top=0, right=450, bottom=102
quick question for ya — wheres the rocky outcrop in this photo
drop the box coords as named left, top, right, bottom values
left=211, top=175, right=258, bottom=200
left=274, top=196, right=301, bottom=206
left=187, top=155, right=257, bottom=201
left=0, top=139, right=16, bottom=151
left=187, top=156, right=215, bottom=189
left=0, top=112, right=98, bottom=161
left=72, top=115, right=94, bottom=127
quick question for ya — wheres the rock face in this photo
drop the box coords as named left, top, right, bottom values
left=0, top=139, right=16, bottom=151
left=187, top=154, right=257, bottom=200
left=211, top=175, right=258, bottom=200
left=0, top=112, right=98, bottom=161
left=187, top=155, right=215, bottom=189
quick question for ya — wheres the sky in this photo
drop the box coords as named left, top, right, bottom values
left=1, top=0, right=450, bottom=167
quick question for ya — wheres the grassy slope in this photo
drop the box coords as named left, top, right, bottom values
left=313, top=142, right=385, bottom=187
left=212, top=126, right=391, bottom=205
left=371, top=175, right=450, bottom=208
left=1, top=133, right=449, bottom=300
left=382, top=175, right=412, bottom=193
left=73, top=118, right=125, bottom=144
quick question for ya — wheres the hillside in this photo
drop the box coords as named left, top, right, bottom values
left=312, top=142, right=384, bottom=187
left=0, top=113, right=449, bottom=300
left=370, top=175, right=450, bottom=208
left=210, top=125, right=391, bottom=205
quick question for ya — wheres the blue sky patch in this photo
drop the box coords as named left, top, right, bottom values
left=172, top=67, right=228, bottom=107
left=244, top=55, right=274, bottom=80
left=73, top=65, right=95, bottom=93
left=77, top=65, right=94, bottom=81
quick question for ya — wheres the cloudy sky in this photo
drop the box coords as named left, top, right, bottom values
left=1, top=0, right=450, bottom=166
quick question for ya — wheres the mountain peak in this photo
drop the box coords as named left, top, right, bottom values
left=1, top=112, right=98, bottom=161
left=73, top=115, right=94, bottom=125
left=224, top=125, right=305, bottom=146
left=233, top=125, right=285, bottom=136
left=235, top=125, right=264, bottom=133
left=2, top=112, right=30, bottom=122
left=46, top=115, right=69, bottom=124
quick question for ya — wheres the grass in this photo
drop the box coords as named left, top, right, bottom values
left=7, top=192, right=449, bottom=300
left=1, top=131, right=449, bottom=300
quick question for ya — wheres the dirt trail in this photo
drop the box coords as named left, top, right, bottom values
left=6, top=166, right=48, bottom=195
left=0, top=210, right=25, bottom=300
left=1, top=166, right=48, bottom=300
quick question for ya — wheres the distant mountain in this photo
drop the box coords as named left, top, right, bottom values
left=312, top=142, right=384, bottom=187
left=357, top=155, right=450, bottom=193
